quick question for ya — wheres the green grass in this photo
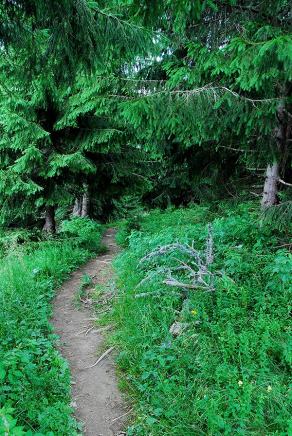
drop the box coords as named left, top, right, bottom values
left=0, top=218, right=103, bottom=435
left=112, top=202, right=292, bottom=435
left=74, top=273, right=94, bottom=308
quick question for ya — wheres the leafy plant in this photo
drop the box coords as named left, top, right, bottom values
left=74, top=273, right=94, bottom=307
left=0, top=407, right=26, bottom=435
left=60, top=217, right=103, bottom=251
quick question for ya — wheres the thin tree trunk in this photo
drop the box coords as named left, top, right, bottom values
left=43, top=206, right=56, bottom=233
left=72, top=197, right=82, bottom=217
left=261, top=162, right=279, bottom=209
left=261, top=98, right=291, bottom=210
left=81, top=191, right=90, bottom=217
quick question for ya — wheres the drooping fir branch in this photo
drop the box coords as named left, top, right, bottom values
left=0, top=0, right=155, bottom=80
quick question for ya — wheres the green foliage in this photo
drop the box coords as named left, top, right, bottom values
left=115, top=216, right=143, bottom=248
left=0, top=0, right=153, bottom=228
left=262, top=200, right=292, bottom=232
left=1, top=0, right=291, bottom=226
left=0, top=406, right=26, bottom=435
left=60, top=217, right=103, bottom=251
left=119, top=0, right=292, bottom=210
left=112, top=202, right=292, bottom=435
left=0, top=0, right=152, bottom=80
left=112, top=195, right=147, bottom=246
left=1, top=1, right=291, bottom=434
left=0, top=222, right=103, bottom=434
left=0, top=229, right=43, bottom=258
left=74, top=274, right=94, bottom=307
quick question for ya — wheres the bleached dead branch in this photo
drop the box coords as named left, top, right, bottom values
left=138, top=224, right=216, bottom=295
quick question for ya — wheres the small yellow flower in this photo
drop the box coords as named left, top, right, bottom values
left=191, top=309, right=198, bottom=316
left=238, top=380, right=243, bottom=386
left=267, top=385, right=272, bottom=392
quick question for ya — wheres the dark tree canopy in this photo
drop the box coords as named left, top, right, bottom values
left=0, top=0, right=291, bottom=227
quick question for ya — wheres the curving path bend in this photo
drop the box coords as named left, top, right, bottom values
left=53, top=229, right=126, bottom=436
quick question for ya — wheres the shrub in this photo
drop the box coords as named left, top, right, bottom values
left=60, top=217, right=103, bottom=251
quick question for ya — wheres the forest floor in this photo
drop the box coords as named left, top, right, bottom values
left=53, top=228, right=126, bottom=436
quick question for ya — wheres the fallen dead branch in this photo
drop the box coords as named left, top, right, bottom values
left=83, top=346, right=115, bottom=369
left=138, top=225, right=217, bottom=337
left=75, top=325, right=95, bottom=336
left=94, top=325, right=113, bottom=333
left=138, top=223, right=216, bottom=295
left=85, top=326, right=95, bottom=335
left=111, top=408, right=133, bottom=423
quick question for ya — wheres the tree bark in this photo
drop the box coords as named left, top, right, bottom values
left=81, top=191, right=90, bottom=217
left=72, top=184, right=90, bottom=218
left=43, top=206, right=56, bottom=233
left=261, top=98, right=292, bottom=209
left=72, top=197, right=82, bottom=217
left=261, top=162, right=279, bottom=209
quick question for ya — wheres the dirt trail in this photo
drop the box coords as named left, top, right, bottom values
left=53, top=229, right=126, bottom=436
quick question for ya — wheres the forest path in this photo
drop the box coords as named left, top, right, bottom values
left=53, top=229, right=126, bottom=436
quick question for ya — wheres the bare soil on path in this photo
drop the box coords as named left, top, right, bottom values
left=53, top=229, right=126, bottom=436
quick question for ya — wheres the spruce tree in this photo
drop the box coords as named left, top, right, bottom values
left=0, top=1, right=152, bottom=230
left=120, top=0, right=292, bottom=209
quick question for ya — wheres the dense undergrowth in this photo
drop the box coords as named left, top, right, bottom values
left=112, top=202, right=292, bottom=435
left=0, top=218, right=103, bottom=435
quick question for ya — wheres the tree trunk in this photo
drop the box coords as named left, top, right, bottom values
left=43, top=206, right=56, bottom=233
left=81, top=191, right=90, bottom=217
left=261, top=98, right=292, bottom=209
left=261, top=162, right=279, bottom=209
left=72, top=197, right=82, bottom=217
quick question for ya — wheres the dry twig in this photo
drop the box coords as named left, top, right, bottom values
left=111, top=409, right=133, bottom=423
left=138, top=224, right=215, bottom=294
left=83, top=347, right=115, bottom=370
